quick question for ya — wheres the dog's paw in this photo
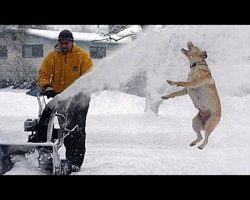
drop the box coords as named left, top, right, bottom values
left=190, top=142, right=196, bottom=147
left=161, top=95, right=170, bottom=100
left=198, top=146, right=204, bottom=150
left=190, top=141, right=198, bottom=147
left=190, top=138, right=202, bottom=147
left=167, top=80, right=175, bottom=86
left=198, top=141, right=207, bottom=149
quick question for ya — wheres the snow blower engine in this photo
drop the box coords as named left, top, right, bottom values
left=24, top=119, right=38, bottom=132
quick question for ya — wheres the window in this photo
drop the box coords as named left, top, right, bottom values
left=89, top=44, right=106, bottom=59
left=22, top=44, right=43, bottom=58
left=0, top=46, right=7, bottom=59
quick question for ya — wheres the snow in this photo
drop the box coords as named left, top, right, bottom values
left=1, top=88, right=250, bottom=175
left=27, top=29, right=107, bottom=41
left=2, top=25, right=250, bottom=174
left=46, top=25, right=106, bottom=33
left=26, top=27, right=139, bottom=43
left=116, top=25, right=142, bottom=37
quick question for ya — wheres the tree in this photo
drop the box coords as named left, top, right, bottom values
left=46, top=25, right=101, bottom=33
left=0, top=25, right=36, bottom=83
left=108, top=25, right=128, bottom=34
left=6, top=55, right=35, bottom=82
left=17, top=25, right=48, bottom=30
left=0, top=25, right=33, bottom=48
left=0, top=25, right=21, bottom=47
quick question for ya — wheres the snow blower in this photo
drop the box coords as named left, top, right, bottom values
left=0, top=86, right=74, bottom=175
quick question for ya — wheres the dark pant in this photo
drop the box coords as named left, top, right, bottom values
left=30, top=104, right=89, bottom=168
left=64, top=105, right=89, bottom=167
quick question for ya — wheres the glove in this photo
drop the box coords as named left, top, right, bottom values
left=43, top=86, right=58, bottom=98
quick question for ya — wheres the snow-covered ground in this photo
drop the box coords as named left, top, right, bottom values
left=2, top=25, right=250, bottom=175
left=1, top=88, right=250, bottom=175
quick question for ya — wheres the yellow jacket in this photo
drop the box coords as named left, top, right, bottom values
left=38, top=43, right=93, bottom=93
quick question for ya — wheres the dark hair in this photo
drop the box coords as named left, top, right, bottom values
left=58, top=29, right=74, bottom=42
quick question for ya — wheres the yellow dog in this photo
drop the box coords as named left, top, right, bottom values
left=161, top=41, right=221, bottom=149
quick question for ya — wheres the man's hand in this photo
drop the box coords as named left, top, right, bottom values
left=43, top=87, right=58, bottom=98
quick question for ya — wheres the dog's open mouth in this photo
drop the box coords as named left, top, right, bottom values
left=181, top=41, right=194, bottom=54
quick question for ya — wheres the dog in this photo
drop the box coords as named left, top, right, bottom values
left=161, top=41, right=221, bottom=149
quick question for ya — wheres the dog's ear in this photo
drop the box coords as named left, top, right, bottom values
left=187, top=41, right=194, bottom=47
left=201, top=51, right=207, bottom=59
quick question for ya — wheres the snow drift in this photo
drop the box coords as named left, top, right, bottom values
left=3, top=25, right=250, bottom=174
left=49, top=25, right=250, bottom=120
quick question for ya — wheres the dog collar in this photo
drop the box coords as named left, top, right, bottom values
left=190, top=61, right=207, bottom=68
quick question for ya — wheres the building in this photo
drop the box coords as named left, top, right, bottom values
left=0, top=26, right=141, bottom=81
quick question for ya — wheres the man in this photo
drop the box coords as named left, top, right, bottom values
left=38, top=29, right=93, bottom=96
left=31, top=29, right=93, bottom=173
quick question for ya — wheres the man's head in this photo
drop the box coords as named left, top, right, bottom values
left=58, top=29, right=74, bottom=54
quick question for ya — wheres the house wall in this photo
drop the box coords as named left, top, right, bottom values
left=0, top=33, right=53, bottom=80
left=0, top=31, right=124, bottom=80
